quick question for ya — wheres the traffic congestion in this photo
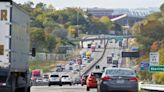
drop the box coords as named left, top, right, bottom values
left=0, top=0, right=164, bottom=92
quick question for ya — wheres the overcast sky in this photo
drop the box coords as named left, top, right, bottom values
left=13, top=0, right=164, bottom=9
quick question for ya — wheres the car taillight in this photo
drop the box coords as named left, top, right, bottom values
left=101, top=76, right=112, bottom=81
left=128, top=77, right=138, bottom=82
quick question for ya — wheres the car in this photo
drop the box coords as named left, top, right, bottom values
left=69, top=61, right=74, bottom=65
left=81, top=75, right=88, bottom=86
left=86, top=72, right=102, bottom=91
left=107, top=57, right=112, bottom=64
left=102, top=67, right=106, bottom=72
left=35, top=77, right=43, bottom=83
left=48, top=74, right=62, bottom=86
left=42, top=77, right=49, bottom=83
left=98, top=45, right=101, bottom=48
left=73, top=77, right=81, bottom=85
left=35, top=77, right=43, bottom=86
left=42, top=74, right=49, bottom=83
left=69, top=66, right=73, bottom=70
left=97, top=68, right=138, bottom=92
left=61, top=75, right=72, bottom=85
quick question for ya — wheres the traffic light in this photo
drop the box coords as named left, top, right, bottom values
left=0, top=45, right=4, bottom=55
left=31, top=48, right=36, bottom=57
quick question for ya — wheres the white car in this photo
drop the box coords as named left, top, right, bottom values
left=61, top=75, right=72, bottom=85
left=49, top=74, right=62, bottom=86
left=35, top=77, right=43, bottom=83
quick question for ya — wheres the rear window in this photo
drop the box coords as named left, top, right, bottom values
left=51, top=75, right=59, bottom=77
left=106, top=69, right=136, bottom=77
left=92, top=72, right=102, bottom=78
left=62, top=75, right=69, bottom=77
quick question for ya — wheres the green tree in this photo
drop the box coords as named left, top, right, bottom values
left=99, top=16, right=111, bottom=25
left=31, top=27, right=45, bottom=51
left=160, top=3, right=164, bottom=13
left=45, top=34, right=56, bottom=52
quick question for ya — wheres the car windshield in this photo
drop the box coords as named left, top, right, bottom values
left=106, top=69, right=136, bottom=77
left=33, top=74, right=40, bottom=77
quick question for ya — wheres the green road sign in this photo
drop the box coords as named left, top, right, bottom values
left=149, top=66, right=164, bottom=72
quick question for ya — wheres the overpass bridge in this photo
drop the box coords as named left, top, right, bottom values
left=71, top=35, right=136, bottom=48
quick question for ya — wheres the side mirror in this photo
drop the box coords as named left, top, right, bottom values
left=31, top=48, right=36, bottom=57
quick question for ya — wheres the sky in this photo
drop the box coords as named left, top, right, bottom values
left=13, top=0, right=164, bottom=9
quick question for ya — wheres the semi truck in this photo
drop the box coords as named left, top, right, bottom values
left=0, top=0, right=35, bottom=92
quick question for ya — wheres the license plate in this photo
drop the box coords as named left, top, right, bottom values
left=116, top=80, right=124, bottom=83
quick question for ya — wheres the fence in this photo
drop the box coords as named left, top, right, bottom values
left=29, top=53, right=67, bottom=61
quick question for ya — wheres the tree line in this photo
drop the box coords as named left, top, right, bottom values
left=20, top=1, right=122, bottom=53
left=131, top=3, right=164, bottom=84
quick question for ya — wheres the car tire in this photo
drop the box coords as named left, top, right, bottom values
left=48, top=83, right=51, bottom=86
left=81, top=84, right=83, bottom=86
left=59, top=83, right=62, bottom=86
left=69, top=83, right=72, bottom=86
left=86, top=87, right=90, bottom=91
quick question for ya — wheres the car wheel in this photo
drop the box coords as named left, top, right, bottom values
left=81, top=84, right=83, bottom=86
left=48, top=84, right=51, bottom=86
left=86, top=87, right=90, bottom=91
left=69, top=83, right=72, bottom=86
left=59, top=83, right=62, bottom=86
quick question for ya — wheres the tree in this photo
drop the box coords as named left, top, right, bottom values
left=36, top=2, right=46, bottom=10
left=160, top=3, right=164, bottom=13
left=30, top=27, right=45, bottom=51
left=146, top=12, right=162, bottom=21
left=151, top=41, right=160, bottom=52
left=67, top=26, right=77, bottom=38
left=52, top=29, right=68, bottom=40
left=45, top=34, right=56, bottom=52
left=99, top=16, right=111, bottom=25
left=22, top=1, right=34, bottom=13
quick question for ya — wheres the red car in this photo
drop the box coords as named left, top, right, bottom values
left=81, top=75, right=88, bottom=86
left=86, top=72, right=102, bottom=91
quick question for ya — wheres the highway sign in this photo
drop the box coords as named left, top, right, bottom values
left=131, top=47, right=139, bottom=52
left=149, top=66, right=164, bottom=72
left=122, top=52, right=140, bottom=58
left=149, top=52, right=159, bottom=65
left=140, top=62, right=149, bottom=71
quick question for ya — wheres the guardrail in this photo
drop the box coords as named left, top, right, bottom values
left=82, top=40, right=108, bottom=75
left=141, top=84, right=164, bottom=91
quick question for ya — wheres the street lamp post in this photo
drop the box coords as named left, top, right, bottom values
left=76, top=9, right=79, bottom=37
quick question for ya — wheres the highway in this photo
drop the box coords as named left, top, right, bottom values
left=30, top=37, right=161, bottom=92
left=86, top=39, right=123, bottom=74
left=31, top=85, right=98, bottom=92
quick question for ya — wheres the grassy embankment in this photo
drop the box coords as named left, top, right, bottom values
left=29, top=60, right=66, bottom=73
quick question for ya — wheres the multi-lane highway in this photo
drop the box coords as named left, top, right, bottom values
left=31, top=85, right=98, bottom=92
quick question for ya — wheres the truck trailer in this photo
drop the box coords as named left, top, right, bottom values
left=0, top=0, right=35, bottom=92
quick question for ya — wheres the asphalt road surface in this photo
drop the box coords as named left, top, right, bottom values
left=31, top=85, right=97, bottom=92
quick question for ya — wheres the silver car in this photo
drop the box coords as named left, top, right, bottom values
left=97, top=68, right=138, bottom=92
